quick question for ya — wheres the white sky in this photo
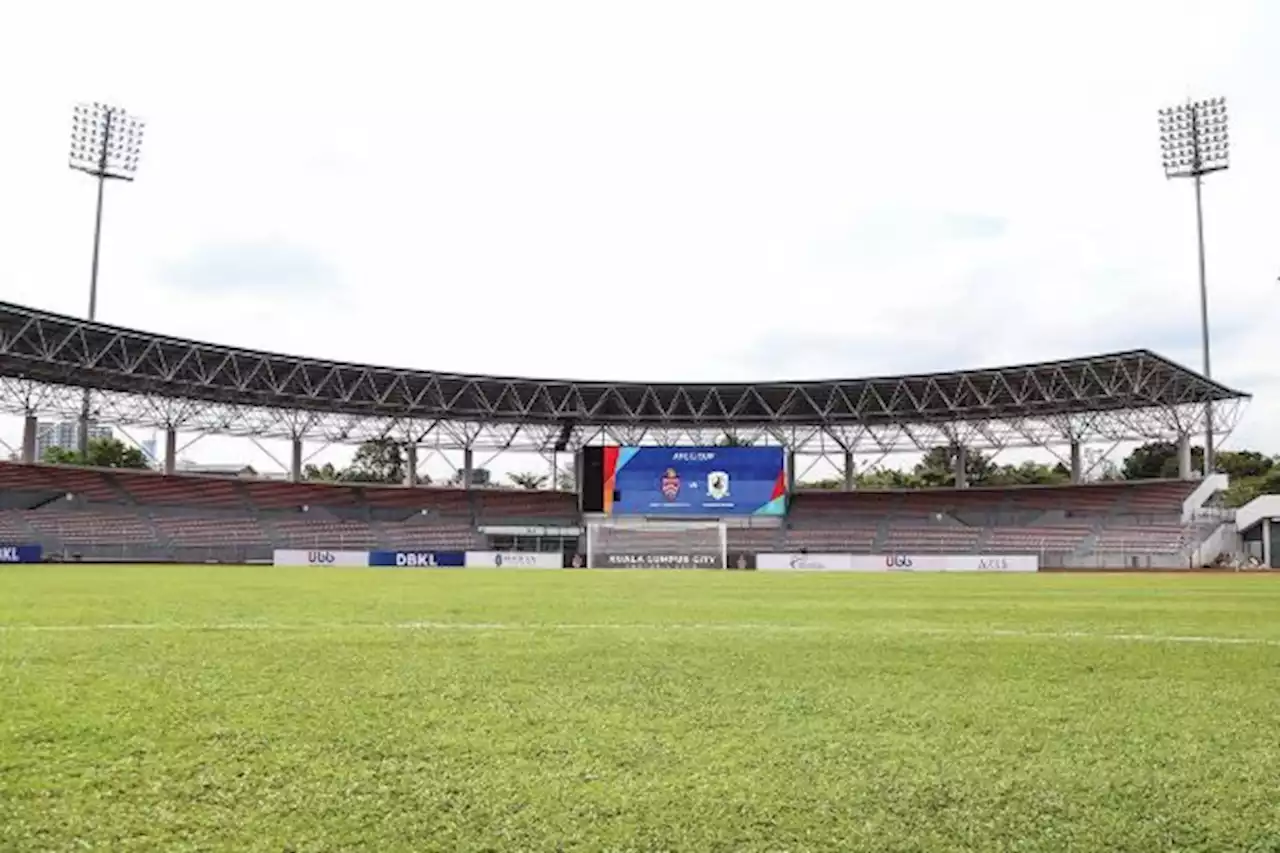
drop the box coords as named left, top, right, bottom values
left=0, top=0, right=1276, bottom=480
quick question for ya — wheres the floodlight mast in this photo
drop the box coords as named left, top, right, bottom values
left=1158, top=96, right=1229, bottom=477
left=68, top=102, right=145, bottom=456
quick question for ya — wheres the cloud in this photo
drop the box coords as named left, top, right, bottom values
left=160, top=241, right=338, bottom=295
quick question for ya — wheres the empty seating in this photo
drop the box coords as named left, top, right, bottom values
left=379, top=521, right=481, bottom=550
left=20, top=509, right=155, bottom=545
left=363, top=485, right=473, bottom=517
left=474, top=489, right=577, bottom=522
left=0, top=512, right=34, bottom=542
left=154, top=515, right=270, bottom=547
left=117, top=471, right=245, bottom=509
left=881, top=523, right=981, bottom=553
left=270, top=518, right=381, bottom=548
left=241, top=480, right=366, bottom=510
left=984, top=524, right=1093, bottom=552
left=785, top=480, right=1207, bottom=559
left=0, top=463, right=120, bottom=503
left=0, top=459, right=1218, bottom=563
left=1093, top=523, right=1190, bottom=554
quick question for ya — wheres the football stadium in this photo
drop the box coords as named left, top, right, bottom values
left=5, top=11, right=1280, bottom=847
left=4, top=298, right=1280, bottom=850
left=0, top=299, right=1254, bottom=569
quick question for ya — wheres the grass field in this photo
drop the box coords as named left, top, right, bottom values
left=2, top=567, right=1280, bottom=852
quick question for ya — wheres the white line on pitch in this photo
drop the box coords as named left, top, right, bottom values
left=0, top=621, right=822, bottom=633
left=2, top=622, right=1280, bottom=646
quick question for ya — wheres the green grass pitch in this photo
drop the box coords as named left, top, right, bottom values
left=3, top=566, right=1280, bottom=852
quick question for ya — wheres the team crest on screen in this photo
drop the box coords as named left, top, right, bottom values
left=706, top=471, right=730, bottom=500
left=660, top=467, right=681, bottom=500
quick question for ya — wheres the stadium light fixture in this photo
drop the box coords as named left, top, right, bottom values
left=1158, top=96, right=1228, bottom=477
left=69, top=101, right=146, bottom=455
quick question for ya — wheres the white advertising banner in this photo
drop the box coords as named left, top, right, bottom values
left=865, top=554, right=1038, bottom=572
left=273, top=549, right=370, bottom=567
left=758, top=554, right=1039, bottom=572
left=756, top=553, right=857, bottom=571
left=465, top=551, right=563, bottom=569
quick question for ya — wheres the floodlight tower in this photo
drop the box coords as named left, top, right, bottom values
left=1158, top=96, right=1229, bottom=477
left=68, top=102, right=145, bottom=456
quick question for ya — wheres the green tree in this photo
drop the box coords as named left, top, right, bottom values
left=1121, top=441, right=1203, bottom=480
left=42, top=437, right=150, bottom=470
left=303, top=461, right=343, bottom=482
left=449, top=467, right=490, bottom=487
left=913, top=445, right=994, bottom=487
left=344, top=439, right=407, bottom=484
left=1216, top=450, right=1274, bottom=480
left=556, top=466, right=576, bottom=491
left=507, top=471, right=549, bottom=490
left=985, top=460, right=1071, bottom=487
left=855, top=467, right=922, bottom=489
left=798, top=477, right=845, bottom=489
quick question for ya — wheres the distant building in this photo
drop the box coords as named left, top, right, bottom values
left=36, top=420, right=112, bottom=459
left=176, top=462, right=258, bottom=478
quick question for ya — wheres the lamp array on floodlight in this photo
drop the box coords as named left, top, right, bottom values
left=69, top=102, right=145, bottom=181
left=1158, top=97, right=1229, bottom=179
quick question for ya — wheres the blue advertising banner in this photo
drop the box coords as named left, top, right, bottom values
left=604, top=446, right=787, bottom=516
left=0, top=544, right=42, bottom=563
left=368, top=550, right=466, bottom=568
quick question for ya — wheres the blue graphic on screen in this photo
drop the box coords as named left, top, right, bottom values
left=608, top=447, right=787, bottom=516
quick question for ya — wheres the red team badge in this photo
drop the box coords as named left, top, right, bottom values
left=660, top=467, right=681, bottom=500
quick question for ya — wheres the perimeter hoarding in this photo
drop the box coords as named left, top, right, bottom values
left=273, top=549, right=369, bottom=567
left=368, top=551, right=467, bottom=567
left=597, top=446, right=787, bottom=517
left=465, top=551, right=562, bottom=569
left=597, top=553, right=725, bottom=569
left=0, top=545, right=42, bottom=563
left=756, top=554, right=1039, bottom=572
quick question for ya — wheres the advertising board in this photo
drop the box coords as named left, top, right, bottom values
left=603, top=446, right=786, bottom=517
left=273, top=549, right=369, bottom=567
left=367, top=551, right=467, bottom=568
left=866, top=554, right=1038, bottom=572
left=756, top=554, right=1039, bottom=572
left=0, top=544, right=42, bottom=564
left=596, top=552, right=725, bottom=569
left=465, top=551, right=562, bottom=569
left=756, top=553, right=857, bottom=571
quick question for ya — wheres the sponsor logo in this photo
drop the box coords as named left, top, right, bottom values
left=885, top=555, right=914, bottom=568
left=396, top=553, right=441, bottom=567
left=604, top=553, right=718, bottom=568
left=789, top=555, right=830, bottom=569
left=706, top=471, right=730, bottom=500
left=493, top=553, right=539, bottom=567
left=670, top=451, right=715, bottom=462
left=977, top=557, right=1009, bottom=570
left=660, top=468, right=681, bottom=500
left=0, top=547, right=19, bottom=563
left=307, top=551, right=336, bottom=564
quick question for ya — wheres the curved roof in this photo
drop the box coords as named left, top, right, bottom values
left=0, top=300, right=1248, bottom=428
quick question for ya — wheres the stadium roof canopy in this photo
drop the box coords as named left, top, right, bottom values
left=0, top=301, right=1249, bottom=452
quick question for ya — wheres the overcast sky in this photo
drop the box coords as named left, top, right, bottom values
left=0, top=0, right=1276, bottom=477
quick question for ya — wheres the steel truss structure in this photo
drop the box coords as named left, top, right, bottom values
left=0, top=301, right=1249, bottom=454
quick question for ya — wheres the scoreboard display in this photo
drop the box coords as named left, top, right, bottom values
left=580, top=446, right=787, bottom=517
